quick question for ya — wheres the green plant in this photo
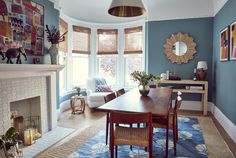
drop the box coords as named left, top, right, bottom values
left=45, top=25, right=67, bottom=44
left=130, top=71, right=158, bottom=86
left=0, top=127, right=19, bottom=150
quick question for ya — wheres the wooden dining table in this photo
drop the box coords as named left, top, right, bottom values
left=98, top=87, right=173, bottom=117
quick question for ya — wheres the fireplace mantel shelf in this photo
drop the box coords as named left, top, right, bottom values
left=0, top=64, right=64, bottom=72
left=0, top=64, right=64, bottom=79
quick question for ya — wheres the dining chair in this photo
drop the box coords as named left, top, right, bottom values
left=110, top=111, right=153, bottom=158
left=104, top=92, right=117, bottom=145
left=152, top=91, right=182, bottom=157
left=116, top=88, right=125, bottom=97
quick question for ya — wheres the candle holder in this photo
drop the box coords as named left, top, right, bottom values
left=24, top=129, right=33, bottom=146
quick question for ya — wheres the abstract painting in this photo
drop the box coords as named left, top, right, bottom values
left=220, top=26, right=229, bottom=61
left=230, top=20, right=236, bottom=60
left=0, top=0, right=44, bottom=56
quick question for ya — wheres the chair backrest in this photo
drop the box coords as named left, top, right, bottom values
left=110, top=111, right=152, bottom=125
left=116, top=88, right=125, bottom=97
left=104, top=92, right=116, bottom=103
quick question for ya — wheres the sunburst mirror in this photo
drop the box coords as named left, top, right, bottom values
left=163, top=32, right=197, bottom=64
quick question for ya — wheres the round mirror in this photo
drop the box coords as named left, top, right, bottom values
left=163, top=32, right=197, bottom=64
left=172, top=41, right=187, bottom=56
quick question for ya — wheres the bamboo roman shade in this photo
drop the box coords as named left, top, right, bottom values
left=72, top=25, right=91, bottom=54
left=97, top=29, right=118, bottom=55
left=124, top=26, right=143, bottom=54
left=59, top=18, right=68, bottom=53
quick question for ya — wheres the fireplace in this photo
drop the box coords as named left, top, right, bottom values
left=0, top=64, right=64, bottom=136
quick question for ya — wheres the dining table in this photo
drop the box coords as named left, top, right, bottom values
left=97, top=87, right=173, bottom=117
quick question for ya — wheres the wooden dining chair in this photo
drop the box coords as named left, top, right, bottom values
left=110, top=111, right=153, bottom=158
left=104, top=92, right=117, bottom=145
left=116, top=88, right=125, bottom=97
left=152, top=91, right=182, bottom=157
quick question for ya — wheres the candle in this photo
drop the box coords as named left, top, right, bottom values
left=24, top=129, right=33, bottom=146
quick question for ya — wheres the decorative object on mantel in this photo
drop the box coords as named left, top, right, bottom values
left=0, top=47, right=27, bottom=64
left=163, top=32, right=197, bottom=64
left=45, top=25, right=67, bottom=64
left=130, top=70, right=157, bottom=96
left=197, top=61, right=208, bottom=81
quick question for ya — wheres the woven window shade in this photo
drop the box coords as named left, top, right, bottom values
left=97, top=29, right=118, bottom=55
left=124, top=26, right=143, bottom=54
left=59, top=18, right=68, bottom=53
left=72, top=25, right=91, bottom=54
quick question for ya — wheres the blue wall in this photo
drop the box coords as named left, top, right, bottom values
left=213, top=0, right=236, bottom=124
left=146, top=18, right=213, bottom=101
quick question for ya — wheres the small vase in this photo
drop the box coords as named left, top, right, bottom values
left=138, top=85, right=150, bottom=96
left=48, top=44, right=58, bottom=65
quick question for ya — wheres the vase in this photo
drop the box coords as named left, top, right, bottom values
left=48, top=44, right=58, bottom=64
left=138, top=85, right=150, bottom=96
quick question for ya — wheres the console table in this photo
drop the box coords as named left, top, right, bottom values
left=157, top=79, right=208, bottom=115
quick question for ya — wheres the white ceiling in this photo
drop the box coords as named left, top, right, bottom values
left=54, top=0, right=228, bottom=24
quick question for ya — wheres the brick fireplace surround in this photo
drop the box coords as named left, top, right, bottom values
left=0, top=64, right=64, bottom=135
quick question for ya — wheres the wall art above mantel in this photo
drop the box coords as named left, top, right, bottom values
left=0, top=0, right=44, bottom=56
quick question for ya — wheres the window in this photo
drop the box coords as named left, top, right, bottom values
left=72, top=54, right=89, bottom=87
left=124, top=26, right=144, bottom=87
left=97, top=55, right=117, bottom=85
left=72, top=25, right=91, bottom=54
left=59, top=18, right=68, bottom=94
left=97, top=29, right=118, bottom=86
left=59, top=18, right=68, bottom=53
left=124, top=26, right=143, bottom=54
left=97, top=29, right=118, bottom=55
left=72, top=25, right=91, bottom=87
left=125, top=54, right=143, bottom=86
left=59, top=52, right=67, bottom=93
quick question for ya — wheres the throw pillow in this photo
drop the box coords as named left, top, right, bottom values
left=96, top=85, right=112, bottom=92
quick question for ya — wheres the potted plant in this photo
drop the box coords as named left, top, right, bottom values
left=74, top=86, right=81, bottom=96
left=45, top=25, right=67, bottom=64
left=0, top=127, right=22, bottom=157
left=130, top=71, right=158, bottom=96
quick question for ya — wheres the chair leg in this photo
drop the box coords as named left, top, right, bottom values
left=166, top=124, right=169, bottom=158
left=106, top=113, right=109, bottom=145
left=173, top=127, right=177, bottom=156
left=176, top=115, right=179, bottom=140
left=110, top=145, right=114, bottom=158
left=115, top=146, right=118, bottom=158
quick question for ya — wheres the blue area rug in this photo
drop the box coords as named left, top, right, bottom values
left=69, top=117, right=208, bottom=158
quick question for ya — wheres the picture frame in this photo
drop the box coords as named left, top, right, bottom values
left=220, top=26, right=230, bottom=61
left=230, top=20, right=236, bottom=60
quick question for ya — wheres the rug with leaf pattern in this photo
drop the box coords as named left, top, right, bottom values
left=68, top=117, right=208, bottom=158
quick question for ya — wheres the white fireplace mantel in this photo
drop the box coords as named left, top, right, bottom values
left=0, top=64, right=64, bottom=79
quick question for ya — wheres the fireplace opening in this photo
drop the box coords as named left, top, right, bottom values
left=10, top=96, right=42, bottom=145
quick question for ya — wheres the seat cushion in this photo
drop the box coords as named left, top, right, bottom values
left=87, top=92, right=111, bottom=102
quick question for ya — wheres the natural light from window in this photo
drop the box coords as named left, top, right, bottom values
left=72, top=54, right=89, bottom=88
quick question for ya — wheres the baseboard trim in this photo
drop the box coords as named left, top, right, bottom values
left=211, top=103, right=236, bottom=143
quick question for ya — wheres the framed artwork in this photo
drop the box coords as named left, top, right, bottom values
left=220, top=26, right=230, bottom=61
left=0, top=0, right=44, bottom=56
left=230, top=20, right=236, bottom=60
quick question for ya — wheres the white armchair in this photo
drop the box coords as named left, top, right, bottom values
left=86, top=77, right=112, bottom=108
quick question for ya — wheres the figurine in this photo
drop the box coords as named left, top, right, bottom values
left=0, top=47, right=27, bottom=64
